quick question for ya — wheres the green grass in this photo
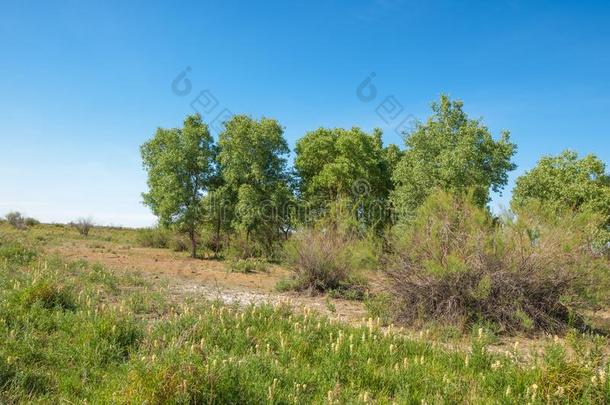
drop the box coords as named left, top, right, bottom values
left=0, top=238, right=609, bottom=403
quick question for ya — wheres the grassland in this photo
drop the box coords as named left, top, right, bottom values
left=1, top=223, right=609, bottom=403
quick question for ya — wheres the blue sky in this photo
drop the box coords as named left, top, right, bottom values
left=1, top=0, right=609, bottom=227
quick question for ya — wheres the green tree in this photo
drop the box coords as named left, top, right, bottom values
left=141, top=114, right=215, bottom=258
left=217, top=115, right=292, bottom=257
left=294, top=127, right=398, bottom=229
left=512, top=150, right=610, bottom=227
left=391, top=95, right=516, bottom=217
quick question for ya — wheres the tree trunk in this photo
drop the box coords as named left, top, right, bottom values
left=189, top=229, right=197, bottom=259
left=214, top=214, right=221, bottom=258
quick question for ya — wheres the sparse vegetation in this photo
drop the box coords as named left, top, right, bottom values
left=72, top=217, right=94, bottom=237
left=1, top=236, right=609, bottom=403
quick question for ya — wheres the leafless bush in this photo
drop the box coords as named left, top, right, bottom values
left=5, top=212, right=26, bottom=230
left=283, top=228, right=371, bottom=295
left=386, top=191, right=605, bottom=333
left=72, top=217, right=94, bottom=237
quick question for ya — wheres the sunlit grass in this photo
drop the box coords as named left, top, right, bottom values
left=1, top=237, right=609, bottom=403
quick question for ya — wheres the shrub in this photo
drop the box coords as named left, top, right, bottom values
left=282, top=228, right=370, bottom=295
left=136, top=227, right=170, bottom=248
left=24, top=217, right=40, bottom=227
left=5, top=212, right=26, bottom=230
left=22, top=280, right=77, bottom=311
left=386, top=190, right=607, bottom=333
left=72, top=217, right=94, bottom=237
left=168, top=233, right=190, bottom=252
left=0, top=241, right=38, bottom=266
left=228, top=258, right=269, bottom=273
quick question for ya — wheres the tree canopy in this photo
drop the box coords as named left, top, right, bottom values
left=294, top=127, right=398, bottom=228
left=391, top=95, right=517, bottom=216
left=140, top=114, right=215, bottom=257
left=512, top=150, right=610, bottom=227
left=217, top=115, right=292, bottom=256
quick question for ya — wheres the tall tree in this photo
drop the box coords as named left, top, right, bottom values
left=391, top=95, right=516, bottom=217
left=294, top=127, right=398, bottom=228
left=512, top=150, right=610, bottom=227
left=217, top=115, right=292, bottom=257
left=140, top=114, right=215, bottom=258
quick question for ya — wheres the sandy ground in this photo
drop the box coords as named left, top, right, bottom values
left=45, top=238, right=610, bottom=359
left=47, top=240, right=369, bottom=323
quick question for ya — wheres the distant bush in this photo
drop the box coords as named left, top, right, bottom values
left=72, top=217, right=94, bottom=237
left=136, top=227, right=170, bottom=248
left=282, top=228, right=371, bottom=295
left=24, top=217, right=40, bottom=227
left=5, top=211, right=26, bottom=230
left=228, top=258, right=269, bottom=273
left=386, top=190, right=608, bottom=333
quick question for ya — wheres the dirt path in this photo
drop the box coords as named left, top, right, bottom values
left=47, top=240, right=368, bottom=323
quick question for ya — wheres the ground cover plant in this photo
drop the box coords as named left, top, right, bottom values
left=1, top=235, right=609, bottom=404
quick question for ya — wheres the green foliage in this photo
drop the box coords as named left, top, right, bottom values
left=136, top=226, right=171, bottom=248
left=217, top=115, right=292, bottom=258
left=294, top=127, right=397, bottom=211
left=228, top=258, right=269, bottom=274
left=391, top=95, right=517, bottom=218
left=387, top=190, right=609, bottom=332
left=141, top=114, right=216, bottom=258
left=0, top=237, right=609, bottom=403
left=0, top=241, right=37, bottom=266
left=24, top=217, right=40, bottom=227
left=512, top=150, right=610, bottom=230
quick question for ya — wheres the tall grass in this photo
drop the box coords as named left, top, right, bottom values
left=0, top=238, right=609, bottom=403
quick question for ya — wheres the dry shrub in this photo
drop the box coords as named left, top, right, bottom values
left=72, top=217, right=94, bottom=237
left=5, top=211, right=26, bottom=230
left=387, top=190, right=607, bottom=333
left=283, top=228, right=372, bottom=295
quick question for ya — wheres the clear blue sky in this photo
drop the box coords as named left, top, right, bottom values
left=1, top=0, right=609, bottom=227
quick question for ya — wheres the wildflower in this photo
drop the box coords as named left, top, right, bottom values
left=491, top=360, right=502, bottom=370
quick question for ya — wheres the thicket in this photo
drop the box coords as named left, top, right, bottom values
left=386, top=191, right=609, bottom=333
